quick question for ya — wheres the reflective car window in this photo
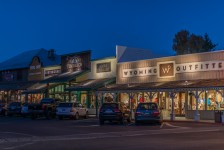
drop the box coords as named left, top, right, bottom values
left=58, top=103, right=73, bottom=107
left=102, top=103, right=118, bottom=109
left=137, top=103, right=158, bottom=110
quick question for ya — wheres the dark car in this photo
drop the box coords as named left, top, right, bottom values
left=21, top=103, right=34, bottom=117
left=135, top=102, right=162, bottom=125
left=30, top=98, right=61, bottom=119
left=6, top=102, right=22, bottom=116
left=99, top=103, right=127, bottom=125
left=0, top=103, right=6, bottom=116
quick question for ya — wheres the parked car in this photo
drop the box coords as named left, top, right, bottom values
left=21, top=103, right=33, bottom=118
left=135, top=102, right=162, bottom=125
left=99, top=102, right=130, bottom=125
left=56, top=102, right=88, bottom=120
left=6, top=102, right=22, bottom=116
left=30, top=98, right=61, bottom=119
left=0, top=103, right=6, bottom=116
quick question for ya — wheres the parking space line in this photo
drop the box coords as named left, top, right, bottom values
left=4, top=142, right=35, bottom=150
left=0, top=132, right=35, bottom=137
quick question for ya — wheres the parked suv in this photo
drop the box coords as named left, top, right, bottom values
left=6, top=102, right=22, bottom=116
left=0, top=103, right=6, bottom=116
left=99, top=103, right=130, bottom=125
left=21, top=103, right=34, bottom=118
left=30, top=98, right=61, bottom=119
left=135, top=102, right=162, bottom=125
left=56, top=102, right=88, bottom=120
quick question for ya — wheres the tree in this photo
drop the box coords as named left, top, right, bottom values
left=172, top=30, right=217, bottom=55
left=202, top=33, right=217, bottom=52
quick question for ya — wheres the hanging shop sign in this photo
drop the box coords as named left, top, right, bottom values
left=123, top=61, right=224, bottom=78
left=96, top=62, right=111, bottom=73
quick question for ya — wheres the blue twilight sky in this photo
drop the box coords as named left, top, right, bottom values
left=0, top=0, right=224, bottom=62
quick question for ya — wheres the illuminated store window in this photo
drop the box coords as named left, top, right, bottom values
left=120, top=93, right=131, bottom=110
left=89, top=93, right=96, bottom=109
left=188, top=91, right=205, bottom=110
left=207, top=90, right=223, bottom=110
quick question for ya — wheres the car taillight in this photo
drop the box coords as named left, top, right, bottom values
left=152, top=111, right=160, bottom=117
left=42, top=104, right=45, bottom=110
left=70, top=108, right=74, bottom=112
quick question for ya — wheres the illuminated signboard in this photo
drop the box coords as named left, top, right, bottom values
left=96, top=62, right=111, bottom=73
left=122, top=61, right=224, bottom=78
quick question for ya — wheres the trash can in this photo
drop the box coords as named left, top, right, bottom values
left=214, top=110, right=221, bottom=123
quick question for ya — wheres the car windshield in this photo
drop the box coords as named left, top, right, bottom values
left=58, top=103, right=73, bottom=107
left=9, top=102, right=20, bottom=106
left=102, top=103, right=118, bottom=109
left=137, top=103, right=158, bottom=110
left=41, top=99, right=54, bottom=104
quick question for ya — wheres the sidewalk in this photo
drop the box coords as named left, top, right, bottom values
left=163, top=116, right=218, bottom=124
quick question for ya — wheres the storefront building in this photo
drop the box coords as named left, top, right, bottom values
left=0, top=49, right=61, bottom=103
left=98, top=45, right=224, bottom=121
left=66, top=56, right=117, bottom=115
left=36, top=50, right=92, bottom=102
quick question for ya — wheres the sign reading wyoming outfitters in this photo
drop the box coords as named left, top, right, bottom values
left=122, top=61, right=224, bottom=78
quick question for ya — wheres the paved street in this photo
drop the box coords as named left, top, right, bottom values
left=0, top=116, right=223, bottom=150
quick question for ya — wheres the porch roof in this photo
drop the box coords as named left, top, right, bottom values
left=40, top=70, right=90, bottom=84
left=66, top=78, right=116, bottom=91
left=97, top=79, right=224, bottom=93
left=0, top=81, right=37, bottom=90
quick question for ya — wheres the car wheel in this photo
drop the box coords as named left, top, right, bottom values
left=4, top=111, right=8, bottom=116
left=46, top=111, right=51, bottom=120
left=74, top=113, right=79, bottom=120
left=31, top=114, right=37, bottom=120
left=119, top=118, right=124, bottom=125
left=85, top=111, right=88, bottom=119
left=99, top=119, right=104, bottom=125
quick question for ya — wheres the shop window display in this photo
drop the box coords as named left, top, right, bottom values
left=207, top=90, right=223, bottom=110
left=81, top=94, right=87, bottom=106
left=103, top=93, right=114, bottom=103
left=90, top=94, right=96, bottom=109
left=188, top=91, right=205, bottom=110
left=168, top=92, right=186, bottom=116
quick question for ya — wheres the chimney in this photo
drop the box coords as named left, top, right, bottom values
left=48, top=49, right=55, bottom=60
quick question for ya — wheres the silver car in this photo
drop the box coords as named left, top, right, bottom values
left=56, top=102, right=88, bottom=120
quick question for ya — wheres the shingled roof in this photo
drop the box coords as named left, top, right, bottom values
left=0, top=48, right=61, bottom=71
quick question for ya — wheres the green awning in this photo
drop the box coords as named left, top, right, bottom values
left=66, top=78, right=116, bottom=91
left=40, top=70, right=90, bottom=83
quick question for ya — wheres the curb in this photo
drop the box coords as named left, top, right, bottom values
left=163, top=119, right=222, bottom=125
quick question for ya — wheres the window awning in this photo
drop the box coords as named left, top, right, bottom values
left=0, top=81, right=38, bottom=90
left=97, top=79, right=224, bottom=92
left=66, top=77, right=116, bottom=91
left=40, top=70, right=90, bottom=83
